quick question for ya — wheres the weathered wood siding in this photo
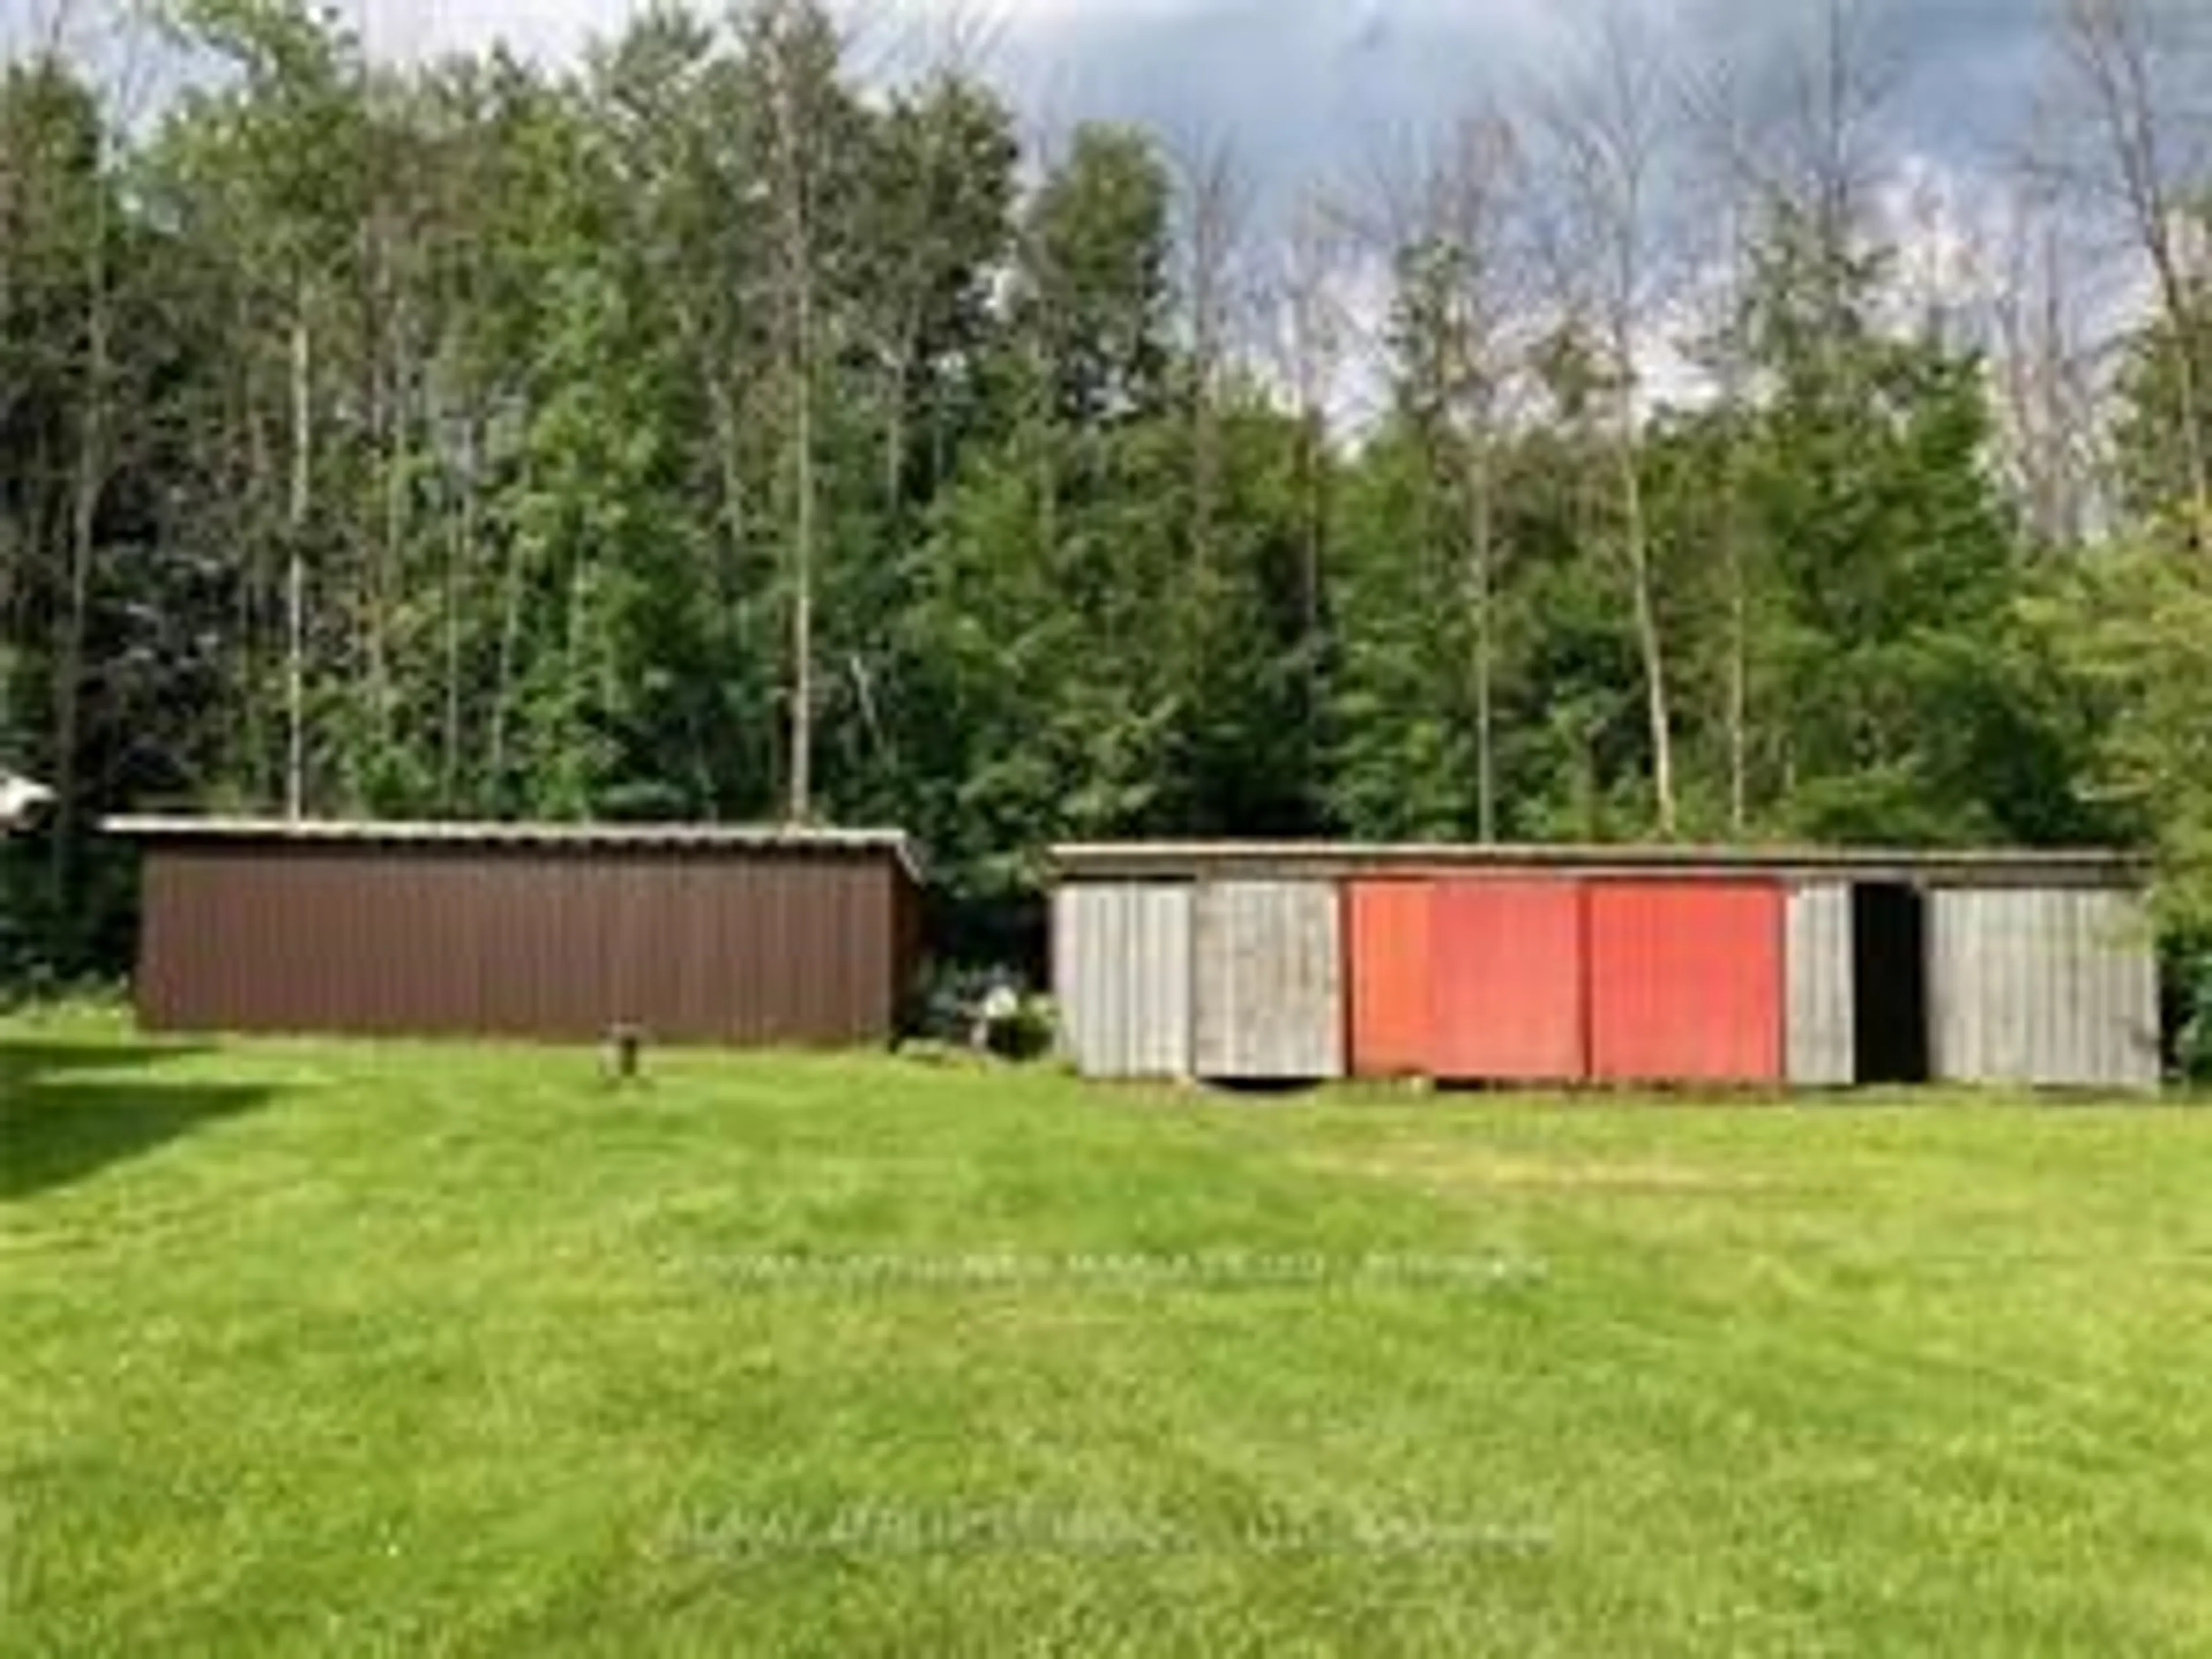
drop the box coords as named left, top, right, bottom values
left=1930, top=888, right=2161, bottom=1091
left=1786, top=884, right=1857, bottom=1088
left=1194, top=880, right=1345, bottom=1081
left=1052, top=883, right=1193, bottom=1079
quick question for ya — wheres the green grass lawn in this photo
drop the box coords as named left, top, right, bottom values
left=5, top=1012, right=2211, bottom=1657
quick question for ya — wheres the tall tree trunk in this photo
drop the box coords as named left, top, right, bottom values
left=50, top=125, right=111, bottom=923
left=1617, top=397, right=1676, bottom=837
left=715, top=405, right=750, bottom=562
left=788, top=287, right=816, bottom=825
left=1721, top=380, right=1749, bottom=838
left=487, top=423, right=536, bottom=807
left=373, top=357, right=401, bottom=772
left=488, top=531, right=523, bottom=801
left=1725, top=482, right=1748, bottom=838
left=52, top=303, right=104, bottom=916
left=883, top=319, right=916, bottom=522
left=1298, top=411, right=1325, bottom=812
left=707, top=385, right=751, bottom=808
left=286, top=304, right=311, bottom=821
left=442, top=415, right=473, bottom=811
left=2146, top=242, right=2212, bottom=541
left=2059, top=0, right=2212, bottom=544
left=1465, top=430, right=1498, bottom=843
left=1539, top=2, right=1682, bottom=836
left=761, top=2, right=820, bottom=827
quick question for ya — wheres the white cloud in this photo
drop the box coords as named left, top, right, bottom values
left=346, top=0, right=2048, bottom=232
left=358, top=0, right=622, bottom=63
left=353, top=0, right=1208, bottom=65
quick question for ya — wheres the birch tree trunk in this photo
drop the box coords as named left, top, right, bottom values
left=1542, top=10, right=1681, bottom=836
left=52, top=168, right=107, bottom=904
left=286, top=302, right=311, bottom=821
left=2054, top=0, right=2211, bottom=540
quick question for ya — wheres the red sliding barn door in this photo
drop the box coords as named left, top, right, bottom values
left=1588, top=881, right=1785, bottom=1085
left=1430, top=878, right=1589, bottom=1084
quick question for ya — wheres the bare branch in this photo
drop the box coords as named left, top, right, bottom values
left=2033, top=0, right=2212, bottom=533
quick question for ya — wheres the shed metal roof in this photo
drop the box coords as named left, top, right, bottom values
left=1049, top=842, right=2149, bottom=889
left=106, top=817, right=923, bottom=881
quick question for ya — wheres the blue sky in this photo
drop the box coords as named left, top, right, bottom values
left=336, top=0, right=2050, bottom=187
left=2, top=1, right=2061, bottom=215
left=8, top=0, right=2146, bottom=411
left=296, top=0, right=2073, bottom=418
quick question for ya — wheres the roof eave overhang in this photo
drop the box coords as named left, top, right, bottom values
left=103, top=817, right=926, bottom=884
left=1046, top=842, right=2150, bottom=890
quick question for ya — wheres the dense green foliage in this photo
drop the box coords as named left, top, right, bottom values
left=7, top=1016, right=2212, bottom=1651
left=1, top=1, right=2207, bottom=987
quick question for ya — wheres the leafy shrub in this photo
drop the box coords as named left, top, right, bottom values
left=2181, top=954, right=2212, bottom=1088
left=908, top=964, right=1056, bottom=1062
left=910, top=964, right=999, bottom=1046
left=990, top=994, right=1058, bottom=1063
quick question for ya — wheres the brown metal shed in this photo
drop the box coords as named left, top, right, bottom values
left=109, top=819, right=923, bottom=1048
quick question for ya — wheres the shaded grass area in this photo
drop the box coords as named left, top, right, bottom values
left=3, top=1013, right=2210, bottom=1655
left=1, top=1037, right=259, bottom=1200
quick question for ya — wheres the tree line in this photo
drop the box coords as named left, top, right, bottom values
left=2, top=0, right=2209, bottom=1032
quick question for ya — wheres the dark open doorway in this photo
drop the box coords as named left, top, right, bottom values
left=1853, top=884, right=1930, bottom=1085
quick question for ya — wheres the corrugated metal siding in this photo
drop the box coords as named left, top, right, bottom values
left=1589, top=881, right=1787, bottom=1085
left=1194, top=881, right=1346, bottom=1081
left=1431, top=878, right=1588, bottom=1083
left=1930, top=888, right=2161, bottom=1090
left=1347, top=881, right=1432, bottom=1078
left=471, top=854, right=611, bottom=1037
left=134, top=842, right=914, bottom=1047
left=1786, top=885, right=1856, bottom=1088
left=1052, top=883, right=1194, bottom=1079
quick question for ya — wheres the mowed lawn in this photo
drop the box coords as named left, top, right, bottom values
left=5, top=1014, right=2211, bottom=1657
